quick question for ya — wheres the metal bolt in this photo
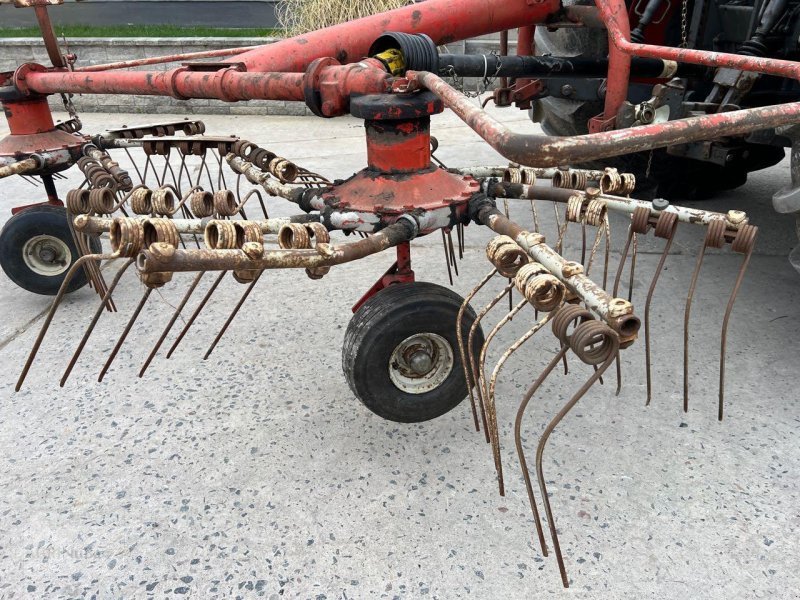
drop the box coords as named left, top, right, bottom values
left=727, top=210, right=747, bottom=225
left=652, top=198, right=670, bottom=211
left=560, top=84, right=574, bottom=97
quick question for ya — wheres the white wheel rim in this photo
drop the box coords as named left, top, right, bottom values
left=388, top=333, right=454, bottom=394
left=22, top=235, right=72, bottom=277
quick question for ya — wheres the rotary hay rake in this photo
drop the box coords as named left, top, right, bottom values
left=0, top=0, right=788, bottom=589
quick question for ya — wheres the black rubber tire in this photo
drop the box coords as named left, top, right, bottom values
left=342, top=281, right=485, bottom=423
left=0, top=204, right=100, bottom=295
left=532, top=11, right=785, bottom=200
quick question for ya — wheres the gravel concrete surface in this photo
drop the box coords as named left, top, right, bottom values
left=0, top=106, right=798, bottom=599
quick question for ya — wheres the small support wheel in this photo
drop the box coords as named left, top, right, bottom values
left=343, top=281, right=485, bottom=423
left=0, top=204, right=100, bottom=295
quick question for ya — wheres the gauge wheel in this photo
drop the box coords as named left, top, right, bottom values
left=0, top=204, right=100, bottom=295
left=343, top=281, right=485, bottom=423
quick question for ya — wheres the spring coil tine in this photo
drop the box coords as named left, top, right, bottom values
left=151, top=187, right=176, bottom=216
left=503, top=167, right=522, bottom=184
left=521, top=167, right=537, bottom=185
left=109, top=217, right=145, bottom=257
left=204, top=219, right=239, bottom=250
left=599, top=168, right=622, bottom=194
left=719, top=224, right=758, bottom=420
left=683, top=218, right=728, bottom=412
left=278, top=223, right=312, bottom=250
left=569, top=170, right=587, bottom=190
left=619, top=173, right=636, bottom=195
left=269, top=157, right=299, bottom=182
left=59, top=258, right=137, bottom=387
left=551, top=168, right=569, bottom=189
left=88, top=188, right=115, bottom=215
left=214, top=189, right=238, bottom=217
left=644, top=211, right=679, bottom=405
left=457, top=270, right=497, bottom=437
left=130, top=187, right=153, bottom=215
left=304, top=222, right=332, bottom=279
left=631, top=205, right=652, bottom=235
left=142, top=218, right=180, bottom=249
left=532, top=320, right=620, bottom=588
left=190, top=190, right=215, bottom=218
left=66, top=189, right=91, bottom=214
left=566, top=195, right=584, bottom=223
left=584, top=199, right=607, bottom=227
left=569, top=320, right=618, bottom=365
left=486, top=236, right=528, bottom=278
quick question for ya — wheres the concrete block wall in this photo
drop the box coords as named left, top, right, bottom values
left=0, top=36, right=507, bottom=116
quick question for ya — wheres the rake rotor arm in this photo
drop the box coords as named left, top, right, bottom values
left=471, top=198, right=640, bottom=343
left=409, top=70, right=800, bottom=167
left=136, top=218, right=418, bottom=274
left=0, top=156, right=39, bottom=179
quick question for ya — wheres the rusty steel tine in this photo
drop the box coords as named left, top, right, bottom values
left=602, top=217, right=611, bottom=290
left=139, top=271, right=205, bottom=377
left=204, top=271, right=264, bottom=360
left=59, top=258, right=136, bottom=387
left=502, top=199, right=513, bottom=312
left=98, top=288, right=153, bottom=382
left=580, top=221, right=587, bottom=265
left=534, top=340, right=619, bottom=588
left=552, top=201, right=562, bottom=239
left=478, top=297, right=529, bottom=496
left=166, top=270, right=229, bottom=358
left=683, top=240, right=711, bottom=412
left=612, top=227, right=634, bottom=297
left=515, top=346, right=567, bottom=559
left=441, top=229, right=453, bottom=285
left=457, top=269, right=497, bottom=435
left=447, top=230, right=459, bottom=277
left=16, top=253, right=116, bottom=391
left=584, top=223, right=605, bottom=277
left=142, top=154, right=153, bottom=186
left=530, top=199, right=540, bottom=233
left=719, top=227, right=758, bottom=420
left=644, top=224, right=678, bottom=405
left=614, top=355, right=623, bottom=396
left=469, top=282, right=515, bottom=442
left=123, top=148, right=145, bottom=184
left=67, top=212, right=115, bottom=311
left=216, top=151, right=227, bottom=190
left=488, top=312, right=556, bottom=435
left=628, top=233, right=638, bottom=303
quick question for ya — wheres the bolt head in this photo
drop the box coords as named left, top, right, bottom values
left=652, top=198, right=670, bottom=211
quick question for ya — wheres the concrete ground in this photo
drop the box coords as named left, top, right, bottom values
left=0, top=106, right=798, bottom=599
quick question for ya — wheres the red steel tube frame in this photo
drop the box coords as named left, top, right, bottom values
left=596, top=0, right=800, bottom=80
left=22, top=62, right=393, bottom=106
left=409, top=70, right=800, bottom=167
left=226, top=0, right=561, bottom=73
